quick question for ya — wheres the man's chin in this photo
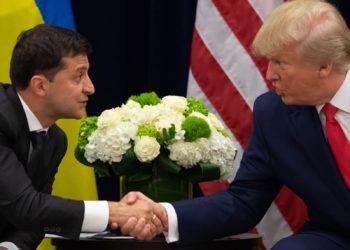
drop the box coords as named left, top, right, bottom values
left=280, top=96, right=295, bottom=105
left=64, top=112, right=84, bottom=120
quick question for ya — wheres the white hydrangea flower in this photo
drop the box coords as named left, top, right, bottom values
left=121, top=100, right=142, bottom=124
left=84, top=121, right=137, bottom=164
left=167, top=140, right=202, bottom=168
left=174, top=130, right=185, bottom=141
left=141, top=104, right=184, bottom=134
left=206, top=130, right=236, bottom=178
left=134, top=136, right=160, bottom=162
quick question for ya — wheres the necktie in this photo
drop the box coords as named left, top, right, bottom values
left=323, top=103, right=350, bottom=188
left=28, top=131, right=47, bottom=181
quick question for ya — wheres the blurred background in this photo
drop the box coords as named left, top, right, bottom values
left=0, top=0, right=349, bottom=249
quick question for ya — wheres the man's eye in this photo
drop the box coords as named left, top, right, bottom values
left=77, top=72, right=84, bottom=79
left=271, top=59, right=280, bottom=65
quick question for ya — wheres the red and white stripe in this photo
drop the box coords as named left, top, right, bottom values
left=187, top=1, right=307, bottom=249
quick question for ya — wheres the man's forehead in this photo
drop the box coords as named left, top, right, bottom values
left=61, top=54, right=90, bottom=69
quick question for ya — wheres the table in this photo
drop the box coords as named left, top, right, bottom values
left=51, top=233, right=262, bottom=250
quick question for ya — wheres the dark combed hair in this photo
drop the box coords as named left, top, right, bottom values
left=10, top=24, right=92, bottom=89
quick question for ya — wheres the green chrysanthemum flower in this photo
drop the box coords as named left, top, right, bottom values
left=128, top=92, right=161, bottom=107
left=182, top=116, right=211, bottom=142
left=77, top=116, right=98, bottom=150
left=137, top=125, right=160, bottom=139
left=184, top=97, right=209, bottom=116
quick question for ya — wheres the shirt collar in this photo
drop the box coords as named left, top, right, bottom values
left=18, top=94, right=48, bottom=133
left=316, top=70, right=350, bottom=114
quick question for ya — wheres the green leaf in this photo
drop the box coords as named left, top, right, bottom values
left=110, top=147, right=139, bottom=175
left=158, top=153, right=182, bottom=174
left=162, top=124, right=176, bottom=145
left=126, top=168, right=153, bottom=182
left=94, top=164, right=111, bottom=177
left=74, top=145, right=93, bottom=167
left=183, top=162, right=221, bottom=183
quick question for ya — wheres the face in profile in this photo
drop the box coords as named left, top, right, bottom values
left=266, top=46, right=325, bottom=106
left=43, top=54, right=95, bottom=120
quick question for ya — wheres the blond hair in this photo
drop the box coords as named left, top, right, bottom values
left=252, top=0, right=350, bottom=71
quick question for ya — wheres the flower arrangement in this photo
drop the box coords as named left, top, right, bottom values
left=75, top=92, right=236, bottom=186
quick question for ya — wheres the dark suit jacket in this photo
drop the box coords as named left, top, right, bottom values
left=172, top=91, right=350, bottom=245
left=0, top=83, right=84, bottom=250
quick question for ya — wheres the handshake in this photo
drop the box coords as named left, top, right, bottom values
left=107, top=192, right=168, bottom=240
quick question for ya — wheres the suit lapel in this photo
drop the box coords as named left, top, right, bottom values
left=6, top=85, right=31, bottom=166
left=288, top=105, right=349, bottom=192
left=7, top=85, right=55, bottom=190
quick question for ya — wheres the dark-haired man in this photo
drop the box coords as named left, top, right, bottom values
left=0, top=24, right=161, bottom=250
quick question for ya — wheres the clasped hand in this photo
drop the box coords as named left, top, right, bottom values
left=108, top=192, right=168, bottom=240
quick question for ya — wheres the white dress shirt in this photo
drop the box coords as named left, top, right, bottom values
left=162, top=70, right=350, bottom=243
left=0, top=95, right=109, bottom=250
left=316, top=70, right=350, bottom=141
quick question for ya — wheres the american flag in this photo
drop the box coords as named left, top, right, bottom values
left=186, top=1, right=308, bottom=249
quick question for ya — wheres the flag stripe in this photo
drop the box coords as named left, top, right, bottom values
left=256, top=202, right=293, bottom=248
left=212, top=0, right=272, bottom=90
left=34, top=0, right=76, bottom=30
left=275, top=186, right=308, bottom=232
left=191, top=28, right=253, bottom=148
left=194, top=0, right=268, bottom=110
left=248, top=0, right=285, bottom=21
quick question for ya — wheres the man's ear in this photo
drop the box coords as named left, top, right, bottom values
left=318, top=63, right=333, bottom=78
left=28, top=75, right=49, bottom=96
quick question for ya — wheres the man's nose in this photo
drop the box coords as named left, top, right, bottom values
left=266, top=62, right=274, bottom=81
left=84, top=75, right=95, bottom=95
left=266, top=61, right=279, bottom=82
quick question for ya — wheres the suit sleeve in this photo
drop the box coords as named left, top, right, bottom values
left=0, top=144, right=85, bottom=239
left=0, top=139, right=81, bottom=250
left=0, top=172, right=61, bottom=250
left=171, top=94, right=283, bottom=245
left=0, top=228, right=44, bottom=250
left=1, top=164, right=60, bottom=249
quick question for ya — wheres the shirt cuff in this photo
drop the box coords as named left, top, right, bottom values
left=81, top=201, right=109, bottom=232
left=160, top=202, right=179, bottom=243
left=0, top=242, right=19, bottom=250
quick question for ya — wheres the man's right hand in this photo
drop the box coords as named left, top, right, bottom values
left=107, top=194, right=167, bottom=240
left=119, top=192, right=169, bottom=240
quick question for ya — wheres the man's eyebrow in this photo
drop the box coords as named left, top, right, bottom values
left=76, top=65, right=89, bottom=71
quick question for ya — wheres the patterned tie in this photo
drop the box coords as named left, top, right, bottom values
left=323, top=103, right=350, bottom=188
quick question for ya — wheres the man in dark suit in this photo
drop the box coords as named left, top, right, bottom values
left=0, top=24, right=160, bottom=250
left=121, top=0, right=350, bottom=249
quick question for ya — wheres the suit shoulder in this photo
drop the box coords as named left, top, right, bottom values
left=50, top=124, right=67, bottom=145
left=253, top=91, right=284, bottom=113
left=252, top=91, right=305, bottom=123
left=0, top=84, right=16, bottom=134
left=0, top=83, right=11, bottom=104
left=255, top=91, right=281, bottom=106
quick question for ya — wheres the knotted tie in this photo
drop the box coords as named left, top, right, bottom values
left=323, top=103, right=350, bottom=188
